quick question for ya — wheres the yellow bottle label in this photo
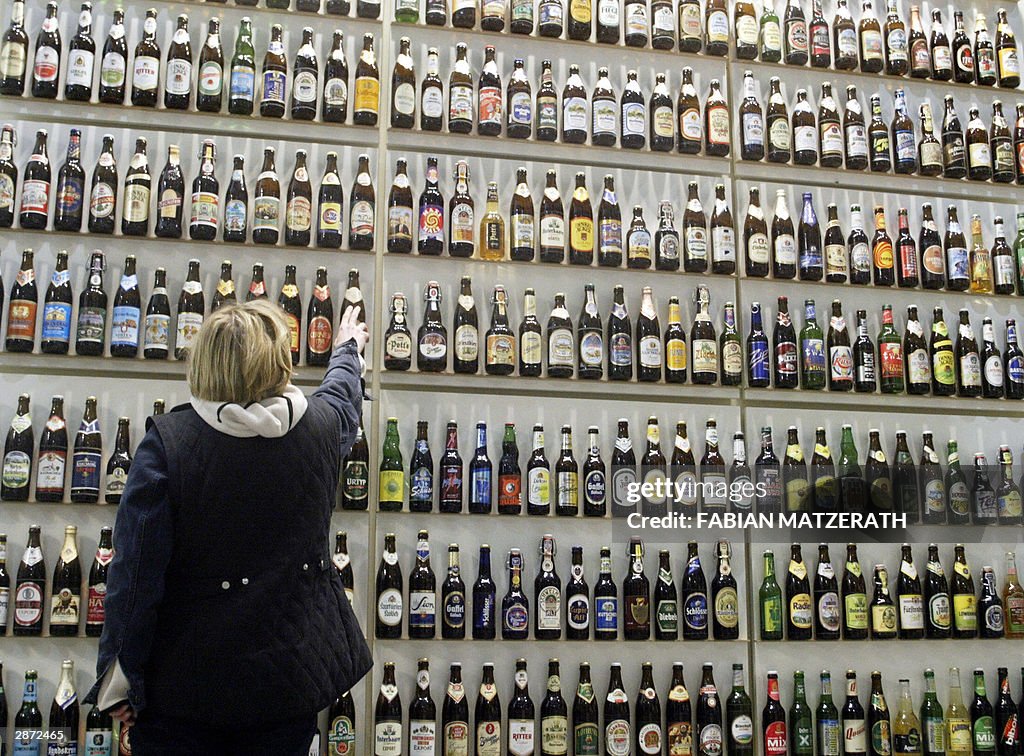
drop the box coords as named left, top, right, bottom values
left=354, top=76, right=379, bottom=113
left=379, top=469, right=404, bottom=502
left=947, top=719, right=972, bottom=753
left=871, top=603, right=896, bottom=632
left=845, top=593, right=868, bottom=629
left=570, top=0, right=592, bottom=22
left=571, top=218, right=594, bottom=253
left=952, top=594, right=977, bottom=630
left=666, top=339, right=687, bottom=371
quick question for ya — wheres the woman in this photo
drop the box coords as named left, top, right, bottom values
left=85, top=300, right=373, bottom=755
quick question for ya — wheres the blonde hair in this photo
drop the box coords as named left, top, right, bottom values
left=187, top=299, right=293, bottom=404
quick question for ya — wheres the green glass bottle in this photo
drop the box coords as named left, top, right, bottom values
left=877, top=304, right=905, bottom=394
left=817, top=671, right=841, bottom=756
left=228, top=18, right=256, bottom=116
left=945, top=440, right=971, bottom=526
left=919, top=669, right=945, bottom=756
left=970, top=669, right=995, bottom=756
left=1013, top=212, right=1024, bottom=295
left=838, top=425, right=867, bottom=513
left=791, top=671, right=814, bottom=756
left=800, top=299, right=827, bottom=390
left=394, top=0, right=419, bottom=23
left=379, top=417, right=404, bottom=511
left=760, top=549, right=784, bottom=640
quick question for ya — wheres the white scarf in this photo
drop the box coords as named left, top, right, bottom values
left=191, top=384, right=309, bottom=438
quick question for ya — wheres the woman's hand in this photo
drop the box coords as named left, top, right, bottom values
left=336, top=307, right=369, bottom=353
left=110, top=703, right=137, bottom=726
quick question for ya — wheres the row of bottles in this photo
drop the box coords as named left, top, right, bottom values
left=1, top=525, right=112, bottom=637
left=757, top=542, right=1024, bottom=641
left=374, top=531, right=738, bottom=641
left=736, top=77, right=1024, bottom=183
left=392, top=0, right=1022, bottom=95
left=382, top=279, right=1024, bottom=400
left=0, top=250, right=365, bottom=366
left=0, top=125, right=378, bottom=249
left=0, top=393, right=150, bottom=504
left=370, top=659, right=1024, bottom=756
left=1, top=4, right=382, bottom=118
left=3, top=660, right=120, bottom=756
left=372, top=416, right=1024, bottom=525
left=385, top=159, right=736, bottom=269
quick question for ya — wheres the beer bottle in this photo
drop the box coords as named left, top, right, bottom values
left=623, top=537, right=650, bottom=639
left=128, top=8, right=161, bottom=106
left=546, top=292, right=574, bottom=378
left=868, top=207, right=895, bottom=286
left=760, top=672, right=788, bottom=756
left=377, top=418, right=405, bottom=512
left=328, top=692, right=357, bottom=756
left=0, top=393, right=32, bottom=502
left=761, top=77, right=790, bottom=160
left=258, top=24, right=287, bottom=118
left=970, top=670, right=996, bottom=755
left=634, top=663, right=663, bottom=755
left=604, top=663, right=631, bottom=754
left=222, top=150, right=247, bottom=238
left=86, top=703, right=113, bottom=754
left=32, top=395, right=66, bottom=503
left=785, top=544, right=812, bottom=639
left=535, top=59, right=558, bottom=142
left=317, top=31, right=348, bottom=123
left=18, top=129, right=50, bottom=230
left=979, top=318, right=1004, bottom=399
left=573, top=663, right=598, bottom=755
left=706, top=541, right=737, bottom=639
left=974, top=14, right=997, bottom=85
left=690, top=286, right=718, bottom=385
left=816, top=672, right=842, bottom=756
left=341, top=422, right=370, bottom=511
left=836, top=425, right=867, bottom=513
left=485, top=287, right=516, bottom=376
left=0, top=0, right=28, bottom=95
left=704, top=79, right=730, bottom=156
left=720, top=303, right=742, bottom=386
left=919, top=671, right=944, bottom=756
left=915, top=437, right=944, bottom=525
left=825, top=301, right=853, bottom=390
left=632, top=288, right=661, bottom=382
left=13, top=526, right=45, bottom=635
left=979, top=567, right=1004, bottom=638
left=85, top=134, right=119, bottom=234
left=439, top=545, right=466, bottom=638
left=892, top=431, right=918, bottom=519
left=46, top=659, right=79, bottom=754
left=1005, top=553, right=1024, bottom=637
left=509, top=167, right=536, bottom=261
left=626, top=206, right=652, bottom=268
left=472, top=665, right=502, bottom=756
left=49, top=524, right=81, bottom=635
left=875, top=305, right=903, bottom=393
left=4, top=249, right=36, bottom=352
left=710, top=184, right=736, bottom=273
left=1003, top=320, right=1024, bottom=399
left=996, top=451, right=1022, bottom=525
left=772, top=297, right=798, bottom=388
left=782, top=427, right=809, bottom=513
left=791, top=89, right=817, bottom=166
left=250, top=147, right=281, bottom=245
left=103, top=417, right=131, bottom=504
left=592, top=547, right=617, bottom=639
left=812, top=544, right=840, bottom=640
left=951, top=544, right=977, bottom=638
left=141, top=267, right=171, bottom=359
left=759, top=550, right=783, bottom=640
left=568, top=174, right=594, bottom=265
left=374, top=663, right=402, bottom=756
left=955, top=309, right=982, bottom=397
left=799, top=301, right=826, bottom=389
left=0, top=124, right=18, bottom=229
left=29, top=0, right=61, bottom=98
left=647, top=549, right=677, bottom=640
left=723, top=664, right=753, bottom=756
left=109, top=256, right=141, bottom=358
left=619, top=70, right=645, bottom=150
left=891, top=544, right=923, bottom=639
left=942, top=440, right=970, bottom=525
left=990, top=217, right=1015, bottom=294
left=447, top=46, right=476, bottom=133
left=699, top=420, right=727, bottom=512
left=116, top=136, right=155, bottom=237
left=864, top=429, right=893, bottom=513
left=524, top=425, right=548, bottom=515
left=505, top=660, right=534, bottom=753
left=604, top=286, right=633, bottom=381
left=71, top=251, right=106, bottom=357
left=285, top=27, right=318, bottom=121
left=408, top=425, right=433, bottom=512
left=968, top=216, right=995, bottom=294
left=385, top=158, right=414, bottom=254
left=668, top=422, right=697, bottom=517
left=163, top=14, right=193, bottom=110
left=86, top=528, right=112, bottom=635
left=680, top=184, right=705, bottom=272
left=150, top=144, right=184, bottom=239
left=349, top=154, right=375, bottom=250
left=375, top=533, right=403, bottom=637
left=918, top=103, right=943, bottom=176
left=842, top=672, right=868, bottom=756
left=407, top=528, right=436, bottom=635
left=650, top=73, right=675, bottom=151
left=842, top=543, right=868, bottom=639
left=659, top=296, right=687, bottom=384
left=867, top=674, right=893, bottom=756
left=50, top=128, right=86, bottom=233
left=560, top=65, right=588, bottom=144
left=227, top=17, right=255, bottom=116
left=677, top=67, right=702, bottom=154
left=542, top=661, right=569, bottom=756
left=68, top=396, right=101, bottom=503
left=743, top=189, right=770, bottom=277
left=535, top=535, right=561, bottom=639
left=610, top=419, right=637, bottom=517
left=439, top=664, right=471, bottom=756
left=470, top=544, right=496, bottom=639
left=945, top=668, right=972, bottom=756
left=285, top=150, right=313, bottom=247
left=757, top=431, right=782, bottom=517
left=172, top=258, right=204, bottom=359
left=418, top=157, right=446, bottom=256
left=417, top=281, right=447, bottom=372
left=562, top=545, right=589, bottom=640
left=479, top=182, right=505, bottom=261
left=576, top=285, right=603, bottom=380
left=506, top=60, right=532, bottom=138
left=304, top=266, right=333, bottom=365
left=697, top=664, right=723, bottom=756
left=554, top=425, right=578, bottom=517
left=193, top=19, right=223, bottom=113
left=187, top=139, right=218, bottom=240
left=964, top=106, right=994, bottom=181
left=811, top=428, right=839, bottom=513
left=448, top=160, right=474, bottom=257
left=995, top=669, right=1017, bottom=754
left=467, top=422, right=492, bottom=514
left=501, top=549, right=528, bottom=638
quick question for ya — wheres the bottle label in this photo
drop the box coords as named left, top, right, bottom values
left=621, top=102, right=645, bottom=136
left=510, top=721, right=535, bottom=756
left=377, top=588, right=402, bottom=626
left=164, top=59, right=192, bottom=96
left=75, top=305, right=106, bottom=346
left=563, top=96, right=587, bottom=132
left=537, top=585, right=561, bottom=629
left=197, top=61, right=222, bottom=97
left=795, top=125, right=817, bottom=153
left=330, top=715, right=358, bottom=756
left=66, top=48, right=95, bottom=87
left=604, top=720, right=630, bottom=756
left=111, top=305, right=141, bottom=347
left=692, top=339, right=718, bottom=375
left=549, top=327, right=574, bottom=366
left=680, top=108, right=702, bottom=141
left=821, top=122, right=843, bottom=155
left=229, top=65, right=255, bottom=101
left=707, top=105, right=730, bottom=145
left=71, top=450, right=102, bottom=496
left=14, top=580, right=43, bottom=626
left=844, top=592, right=868, bottom=629
left=861, top=29, right=883, bottom=59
